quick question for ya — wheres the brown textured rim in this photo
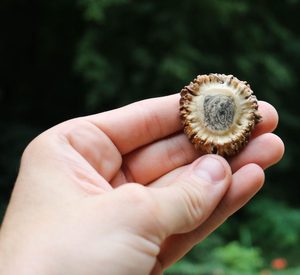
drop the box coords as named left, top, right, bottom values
left=179, top=74, right=261, bottom=157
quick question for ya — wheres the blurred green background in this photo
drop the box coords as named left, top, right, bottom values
left=0, top=0, right=299, bottom=274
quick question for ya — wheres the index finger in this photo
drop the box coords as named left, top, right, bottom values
left=87, top=94, right=182, bottom=154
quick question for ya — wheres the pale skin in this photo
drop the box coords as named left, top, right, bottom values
left=0, top=94, right=284, bottom=275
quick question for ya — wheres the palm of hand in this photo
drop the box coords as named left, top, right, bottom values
left=3, top=95, right=283, bottom=275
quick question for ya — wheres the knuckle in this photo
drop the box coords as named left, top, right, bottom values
left=21, top=128, right=62, bottom=164
left=118, top=184, right=163, bottom=229
left=120, top=184, right=155, bottom=208
left=22, top=118, right=83, bottom=162
left=178, top=180, right=207, bottom=224
left=22, top=134, right=46, bottom=161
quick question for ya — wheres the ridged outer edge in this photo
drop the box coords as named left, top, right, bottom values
left=180, top=73, right=261, bottom=157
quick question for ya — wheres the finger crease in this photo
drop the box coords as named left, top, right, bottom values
left=121, top=161, right=136, bottom=182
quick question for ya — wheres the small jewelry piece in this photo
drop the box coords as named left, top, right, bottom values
left=180, top=73, right=261, bottom=157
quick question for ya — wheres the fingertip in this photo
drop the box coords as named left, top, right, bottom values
left=254, top=101, right=279, bottom=136
left=230, top=133, right=285, bottom=172
left=265, top=134, right=285, bottom=169
left=241, top=163, right=265, bottom=189
left=259, top=101, right=279, bottom=126
left=191, top=154, right=232, bottom=184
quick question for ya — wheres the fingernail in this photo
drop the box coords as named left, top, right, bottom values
left=193, top=156, right=226, bottom=183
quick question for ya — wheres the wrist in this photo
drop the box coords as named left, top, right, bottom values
left=0, top=223, right=50, bottom=275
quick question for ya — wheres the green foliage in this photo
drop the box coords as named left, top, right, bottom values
left=246, top=198, right=300, bottom=264
left=272, top=268, right=300, bottom=275
left=212, top=242, right=263, bottom=273
left=166, top=240, right=264, bottom=275
left=78, top=0, right=128, bottom=22
left=250, top=199, right=300, bottom=247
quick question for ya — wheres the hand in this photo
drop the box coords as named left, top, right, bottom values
left=0, top=94, right=284, bottom=275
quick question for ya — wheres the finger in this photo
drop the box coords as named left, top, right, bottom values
left=20, top=128, right=114, bottom=201
left=86, top=97, right=277, bottom=157
left=86, top=94, right=182, bottom=154
left=157, top=163, right=265, bottom=269
left=229, top=133, right=285, bottom=173
left=148, top=155, right=231, bottom=236
left=251, top=101, right=279, bottom=138
left=149, top=132, right=283, bottom=190
left=120, top=133, right=201, bottom=185
left=55, top=119, right=122, bottom=183
left=122, top=102, right=279, bottom=185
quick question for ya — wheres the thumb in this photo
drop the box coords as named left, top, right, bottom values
left=150, top=155, right=231, bottom=237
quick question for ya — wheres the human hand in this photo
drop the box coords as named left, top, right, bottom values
left=0, top=94, right=284, bottom=275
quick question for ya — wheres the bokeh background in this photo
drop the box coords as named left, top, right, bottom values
left=0, top=0, right=299, bottom=274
